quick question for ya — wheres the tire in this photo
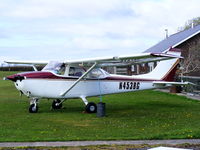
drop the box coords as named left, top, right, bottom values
left=29, top=104, right=38, bottom=113
left=52, top=99, right=62, bottom=109
left=85, top=102, right=97, bottom=113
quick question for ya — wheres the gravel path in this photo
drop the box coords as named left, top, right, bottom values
left=1, top=139, right=200, bottom=148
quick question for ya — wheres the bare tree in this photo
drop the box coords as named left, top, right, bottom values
left=177, top=17, right=200, bottom=76
left=180, top=38, right=200, bottom=75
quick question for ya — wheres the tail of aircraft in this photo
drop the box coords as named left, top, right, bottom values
left=134, top=48, right=181, bottom=81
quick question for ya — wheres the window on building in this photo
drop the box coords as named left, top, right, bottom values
left=148, top=62, right=154, bottom=72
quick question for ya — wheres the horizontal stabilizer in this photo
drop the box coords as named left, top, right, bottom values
left=153, top=81, right=195, bottom=87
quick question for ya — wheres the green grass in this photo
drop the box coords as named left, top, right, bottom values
left=0, top=71, right=200, bottom=142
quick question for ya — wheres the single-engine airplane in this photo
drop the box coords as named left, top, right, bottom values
left=4, top=48, right=190, bottom=113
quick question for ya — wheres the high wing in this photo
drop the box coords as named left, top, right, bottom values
left=4, top=60, right=48, bottom=65
left=4, top=48, right=182, bottom=69
left=4, top=54, right=180, bottom=70
left=4, top=60, right=48, bottom=71
left=64, top=51, right=182, bottom=67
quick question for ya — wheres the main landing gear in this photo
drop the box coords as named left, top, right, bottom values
left=52, top=99, right=63, bottom=109
left=52, top=97, right=97, bottom=113
left=81, top=96, right=97, bottom=113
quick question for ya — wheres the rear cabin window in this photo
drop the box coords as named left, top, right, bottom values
left=87, top=68, right=109, bottom=79
left=69, top=67, right=85, bottom=77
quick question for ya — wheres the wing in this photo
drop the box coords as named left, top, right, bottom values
left=4, top=60, right=48, bottom=71
left=4, top=60, right=48, bottom=65
left=4, top=48, right=182, bottom=68
left=64, top=51, right=182, bottom=67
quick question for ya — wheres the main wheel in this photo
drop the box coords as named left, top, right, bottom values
left=52, top=99, right=62, bottom=109
left=29, top=103, right=38, bottom=113
left=85, top=102, right=97, bottom=113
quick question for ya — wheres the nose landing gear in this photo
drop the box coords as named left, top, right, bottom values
left=29, top=98, right=39, bottom=113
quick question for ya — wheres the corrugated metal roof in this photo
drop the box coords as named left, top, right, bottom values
left=144, top=24, right=200, bottom=53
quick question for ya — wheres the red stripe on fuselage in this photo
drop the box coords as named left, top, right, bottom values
left=14, top=71, right=159, bottom=82
left=105, top=76, right=157, bottom=82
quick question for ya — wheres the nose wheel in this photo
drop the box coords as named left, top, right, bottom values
left=29, top=98, right=39, bottom=113
left=29, top=103, right=38, bottom=113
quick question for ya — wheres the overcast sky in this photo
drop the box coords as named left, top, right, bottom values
left=0, top=0, right=200, bottom=62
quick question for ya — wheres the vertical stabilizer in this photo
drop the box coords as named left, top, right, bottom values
left=134, top=48, right=181, bottom=81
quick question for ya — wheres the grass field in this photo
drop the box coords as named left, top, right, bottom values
left=0, top=71, right=200, bottom=142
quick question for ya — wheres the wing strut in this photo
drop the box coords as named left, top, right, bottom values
left=31, top=65, right=38, bottom=71
left=60, top=62, right=98, bottom=97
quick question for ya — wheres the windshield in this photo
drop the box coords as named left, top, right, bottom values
left=42, top=61, right=65, bottom=75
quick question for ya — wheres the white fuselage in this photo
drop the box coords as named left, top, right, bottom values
left=14, top=75, right=155, bottom=99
